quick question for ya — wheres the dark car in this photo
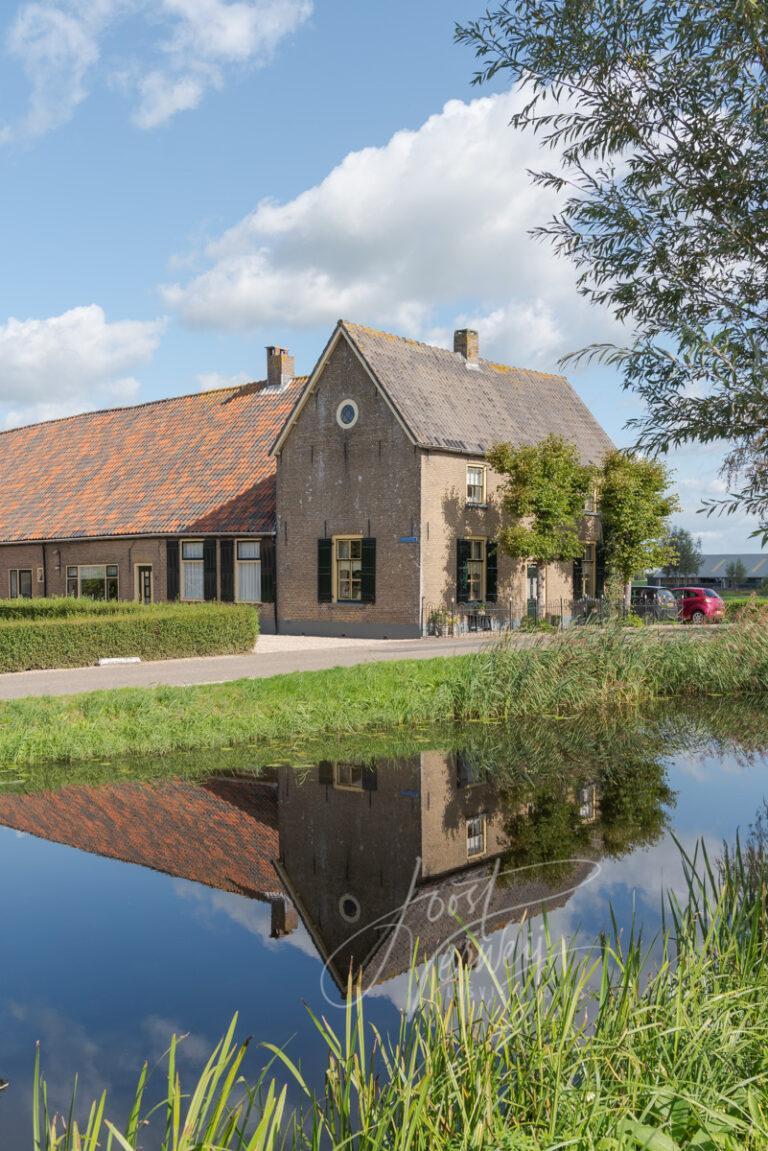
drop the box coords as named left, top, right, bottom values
left=671, top=586, right=725, bottom=624
left=630, top=585, right=678, bottom=622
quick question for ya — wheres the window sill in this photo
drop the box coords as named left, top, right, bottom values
left=331, top=600, right=367, bottom=607
left=465, top=502, right=488, bottom=510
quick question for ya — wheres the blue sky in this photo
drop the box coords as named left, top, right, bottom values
left=0, top=0, right=758, bottom=551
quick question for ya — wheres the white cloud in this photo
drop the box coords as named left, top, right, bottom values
left=2, top=0, right=312, bottom=139
left=164, top=92, right=624, bottom=368
left=197, top=369, right=250, bottom=390
left=0, top=304, right=164, bottom=427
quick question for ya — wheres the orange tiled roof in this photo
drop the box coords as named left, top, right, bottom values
left=0, top=775, right=283, bottom=900
left=0, top=379, right=306, bottom=542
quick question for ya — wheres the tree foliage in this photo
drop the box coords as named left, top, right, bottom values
left=663, top=526, right=703, bottom=578
left=487, top=435, right=595, bottom=567
left=599, top=451, right=679, bottom=585
left=726, top=559, right=748, bottom=588
left=457, top=0, right=768, bottom=538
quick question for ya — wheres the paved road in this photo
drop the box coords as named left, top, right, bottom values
left=0, top=635, right=497, bottom=701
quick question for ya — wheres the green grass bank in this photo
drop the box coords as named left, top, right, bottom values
left=0, top=600, right=258, bottom=671
left=0, top=618, right=766, bottom=768
left=36, top=843, right=768, bottom=1149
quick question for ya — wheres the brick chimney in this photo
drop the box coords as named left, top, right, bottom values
left=454, top=329, right=479, bottom=363
left=266, top=346, right=295, bottom=389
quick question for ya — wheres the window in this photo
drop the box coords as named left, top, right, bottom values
left=65, top=565, right=118, bottom=600
left=336, top=399, right=359, bottom=429
left=9, top=569, right=32, bottom=599
left=181, top=541, right=204, bottom=601
left=582, top=543, right=596, bottom=597
left=336, top=537, right=362, bottom=601
left=466, top=539, right=485, bottom=601
left=577, top=785, right=597, bottom=823
left=466, top=465, right=486, bottom=505
left=584, top=486, right=599, bottom=515
left=466, top=814, right=486, bottom=859
left=236, top=540, right=261, bottom=603
left=334, top=762, right=365, bottom=790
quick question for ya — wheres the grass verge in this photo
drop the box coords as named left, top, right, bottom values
left=35, top=840, right=768, bottom=1149
left=0, top=617, right=767, bottom=768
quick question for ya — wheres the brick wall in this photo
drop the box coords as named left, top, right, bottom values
left=0, top=537, right=166, bottom=601
left=276, top=336, right=422, bottom=637
left=420, top=450, right=577, bottom=618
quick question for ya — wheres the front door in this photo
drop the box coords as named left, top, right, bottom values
left=137, top=565, right=153, bottom=605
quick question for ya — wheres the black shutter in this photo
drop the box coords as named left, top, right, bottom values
left=261, top=538, right=275, bottom=604
left=220, top=540, right=234, bottom=602
left=318, top=538, right=333, bottom=602
left=361, top=537, right=376, bottom=604
left=166, top=540, right=180, bottom=601
left=595, top=541, right=606, bottom=598
left=486, top=540, right=498, bottom=603
left=457, top=539, right=470, bottom=603
left=203, top=538, right=217, bottom=601
left=317, top=761, right=334, bottom=785
left=362, top=764, right=378, bottom=791
left=572, top=556, right=583, bottom=600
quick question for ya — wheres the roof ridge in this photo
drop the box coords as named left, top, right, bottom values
left=339, top=319, right=564, bottom=380
left=0, top=376, right=309, bottom=438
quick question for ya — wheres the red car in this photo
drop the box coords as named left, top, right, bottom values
left=672, top=586, right=725, bottom=624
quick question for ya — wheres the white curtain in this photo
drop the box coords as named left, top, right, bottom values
left=184, top=561, right=204, bottom=601
left=237, top=561, right=261, bottom=602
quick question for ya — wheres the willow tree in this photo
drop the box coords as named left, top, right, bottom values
left=488, top=435, right=595, bottom=617
left=600, top=451, right=679, bottom=605
left=457, top=0, right=768, bottom=539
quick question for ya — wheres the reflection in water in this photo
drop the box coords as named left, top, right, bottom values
left=0, top=719, right=679, bottom=996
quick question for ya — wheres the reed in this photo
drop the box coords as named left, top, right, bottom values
left=34, top=840, right=768, bottom=1150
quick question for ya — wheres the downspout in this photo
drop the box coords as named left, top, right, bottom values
left=273, top=530, right=280, bottom=634
left=41, top=543, right=47, bottom=598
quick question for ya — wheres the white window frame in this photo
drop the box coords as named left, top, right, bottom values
left=466, top=464, right=487, bottom=505
left=466, top=814, right=487, bottom=859
left=65, top=564, right=119, bottom=600
left=333, top=535, right=363, bottom=603
left=9, top=569, right=33, bottom=599
left=333, top=763, right=366, bottom=791
left=235, top=539, right=262, bottom=603
left=181, top=540, right=205, bottom=602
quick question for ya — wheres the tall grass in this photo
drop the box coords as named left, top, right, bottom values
left=2, top=617, right=768, bottom=767
left=34, top=841, right=768, bottom=1150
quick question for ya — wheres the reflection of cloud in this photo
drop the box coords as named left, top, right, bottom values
left=141, top=1015, right=213, bottom=1065
left=171, top=879, right=319, bottom=961
left=3, top=1001, right=108, bottom=1116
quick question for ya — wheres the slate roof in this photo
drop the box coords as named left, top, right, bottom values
left=0, top=378, right=305, bottom=543
left=0, top=775, right=283, bottom=900
left=341, top=322, right=613, bottom=462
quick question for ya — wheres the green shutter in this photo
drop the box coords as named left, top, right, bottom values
left=361, top=537, right=376, bottom=604
left=572, top=557, right=583, bottom=600
left=596, top=541, right=606, bottom=598
left=220, top=540, right=234, bottom=602
left=486, top=540, right=498, bottom=603
left=457, top=539, right=471, bottom=602
left=317, top=761, right=334, bottom=785
left=261, top=538, right=276, bottom=603
left=166, top=540, right=180, bottom=601
left=362, top=764, right=378, bottom=791
left=318, top=538, right=333, bottom=602
left=203, top=538, right=217, bottom=601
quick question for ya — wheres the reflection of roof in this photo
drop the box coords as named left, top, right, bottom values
left=698, top=554, right=768, bottom=578
left=0, top=776, right=283, bottom=900
left=341, top=322, right=613, bottom=462
left=0, top=379, right=305, bottom=542
left=360, top=858, right=597, bottom=990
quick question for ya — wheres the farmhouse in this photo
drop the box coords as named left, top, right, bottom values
left=0, top=321, right=612, bottom=636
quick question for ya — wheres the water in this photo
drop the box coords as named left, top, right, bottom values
left=0, top=704, right=767, bottom=1143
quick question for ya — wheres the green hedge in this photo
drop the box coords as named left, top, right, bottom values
left=0, top=596, right=145, bottom=619
left=724, top=596, right=768, bottom=619
left=0, top=603, right=259, bottom=671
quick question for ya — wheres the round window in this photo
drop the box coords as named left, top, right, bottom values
left=339, top=894, right=361, bottom=922
left=336, top=399, right=359, bottom=429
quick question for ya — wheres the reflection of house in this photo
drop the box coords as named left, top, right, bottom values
left=275, top=751, right=600, bottom=992
left=0, top=753, right=602, bottom=993
left=0, top=775, right=295, bottom=934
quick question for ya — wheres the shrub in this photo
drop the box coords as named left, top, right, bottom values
left=0, top=596, right=144, bottom=620
left=0, top=603, right=258, bottom=671
left=620, top=611, right=645, bottom=627
left=725, top=596, right=768, bottom=620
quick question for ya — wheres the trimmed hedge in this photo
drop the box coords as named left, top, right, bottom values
left=0, top=603, right=259, bottom=671
left=724, top=596, right=768, bottom=619
left=0, top=596, right=145, bottom=619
